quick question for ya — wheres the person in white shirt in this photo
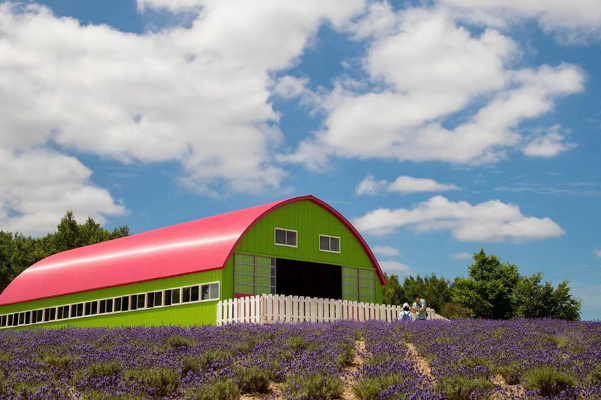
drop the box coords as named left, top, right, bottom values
left=400, top=303, right=412, bottom=321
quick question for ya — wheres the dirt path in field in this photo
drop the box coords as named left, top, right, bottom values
left=340, top=339, right=368, bottom=400
left=239, top=382, right=281, bottom=400
left=405, top=343, right=432, bottom=378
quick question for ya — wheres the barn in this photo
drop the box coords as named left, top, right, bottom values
left=0, top=195, right=386, bottom=329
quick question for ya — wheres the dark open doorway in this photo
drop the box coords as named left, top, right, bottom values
left=276, top=259, right=342, bottom=300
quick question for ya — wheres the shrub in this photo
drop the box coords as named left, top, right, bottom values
left=42, top=354, right=76, bottom=377
left=123, top=368, right=181, bottom=398
left=74, top=362, right=122, bottom=381
left=288, top=335, right=306, bottom=351
left=185, top=380, right=240, bottom=400
left=496, top=362, right=521, bottom=385
left=166, top=335, right=196, bottom=349
left=284, top=373, right=344, bottom=400
left=236, top=367, right=270, bottom=394
left=182, top=351, right=227, bottom=375
left=353, top=374, right=400, bottom=400
left=439, top=377, right=493, bottom=400
left=523, top=366, right=577, bottom=398
left=442, top=303, right=472, bottom=319
left=586, top=365, right=601, bottom=385
left=338, top=344, right=355, bottom=367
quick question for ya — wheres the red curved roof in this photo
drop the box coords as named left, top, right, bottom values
left=0, top=195, right=385, bottom=306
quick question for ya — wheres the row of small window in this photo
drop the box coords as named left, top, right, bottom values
left=275, top=228, right=341, bottom=253
left=0, top=282, right=220, bottom=329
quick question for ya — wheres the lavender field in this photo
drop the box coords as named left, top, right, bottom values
left=0, top=320, right=600, bottom=400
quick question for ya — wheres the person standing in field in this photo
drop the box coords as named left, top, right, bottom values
left=399, top=303, right=412, bottom=321
left=410, top=294, right=427, bottom=320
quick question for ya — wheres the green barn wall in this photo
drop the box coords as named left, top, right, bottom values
left=234, top=200, right=383, bottom=303
left=0, top=269, right=222, bottom=329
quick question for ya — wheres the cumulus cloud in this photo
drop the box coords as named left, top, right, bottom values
left=372, top=245, right=401, bottom=256
left=284, top=6, right=584, bottom=169
left=437, top=0, right=601, bottom=43
left=0, top=0, right=364, bottom=232
left=356, top=175, right=459, bottom=195
left=451, top=251, right=473, bottom=260
left=0, top=149, right=125, bottom=236
left=379, top=260, right=413, bottom=275
left=593, top=249, right=601, bottom=257
left=355, top=175, right=388, bottom=195
left=522, top=126, right=577, bottom=157
left=354, top=195, right=565, bottom=242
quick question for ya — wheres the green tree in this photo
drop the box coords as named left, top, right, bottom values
left=514, top=273, right=581, bottom=320
left=0, top=211, right=130, bottom=292
left=452, top=249, right=519, bottom=319
left=382, top=273, right=403, bottom=306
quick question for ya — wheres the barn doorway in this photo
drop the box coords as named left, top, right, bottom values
left=275, top=259, right=342, bottom=300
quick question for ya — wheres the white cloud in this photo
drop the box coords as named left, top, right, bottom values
left=354, top=195, right=565, bottom=242
left=593, top=249, right=601, bottom=257
left=522, top=126, right=577, bottom=157
left=451, top=251, right=473, bottom=260
left=356, top=175, right=459, bottom=195
left=379, top=260, right=413, bottom=275
left=438, top=0, right=601, bottom=43
left=372, top=245, right=401, bottom=256
left=272, top=76, right=310, bottom=100
left=0, top=149, right=125, bottom=236
left=355, top=174, right=388, bottom=195
left=284, top=6, right=584, bottom=168
left=388, top=176, right=459, bottom=194
left=0, top=1, right=365, bottom=232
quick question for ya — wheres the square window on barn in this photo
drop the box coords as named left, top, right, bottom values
left=137, top=294, right=145, bottom=309
left=130, top=295, right=138, bottom=311
left=57, top=307, right=65, bottom=319
left=50, top=308, right=56, bottom=321
left=99, top=300, right=106, bottom=314
left=319, top=235, right=341, bottom=253
left=38, top=309, right=44, bottom=321
left=171, top=289, right=181, bottom=304
left=154, top=291, right=163, bottom=307
left=209, top=283, right=220, bottom=300
left=106, top=299, right=113, bottom=313
left=84, top=302, right=92, bottom=316
left=147, top=292, right=155, bottom=308
left=113, top=298, right=121, bottom=312
left=164, top=290, right=172, bottom=306
left=19, top=313, right=25, bottom=325
left=13, top=313, right=18, bottom=326
left=121, top=297, right=129, bottom=312
left=191, top=286, right=199, bottom=302
left=1, top=315, right=6, bottom=327
left=275, top=228, right=297, bottom=247
left=25, top=311, right=31, bottom=324
left=182, top=287, right=191, bottom=303
left=8, top=314, right=13, bottom=326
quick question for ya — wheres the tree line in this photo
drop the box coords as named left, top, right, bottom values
left=383, top=249, right=582, bottom=320
left=0, top=211, right=130, bottom=293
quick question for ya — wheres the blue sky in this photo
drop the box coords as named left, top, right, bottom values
left=1, top=0, right=600, bottom=319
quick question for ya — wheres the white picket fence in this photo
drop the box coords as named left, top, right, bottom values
left=216, top=294, right=447, bottom=325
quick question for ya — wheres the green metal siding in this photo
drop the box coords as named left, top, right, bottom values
left=0, top=269, right=222, bottom=329
left=0, top=199, right=384, bottom=330
left=235, top=200, right=383, bottom=303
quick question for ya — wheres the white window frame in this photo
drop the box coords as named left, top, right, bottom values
left=319, top=234, right=341, bottom=254
left=274, top=227, right=298, bottom=248
left=0, top=281, right=221, bottom=329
